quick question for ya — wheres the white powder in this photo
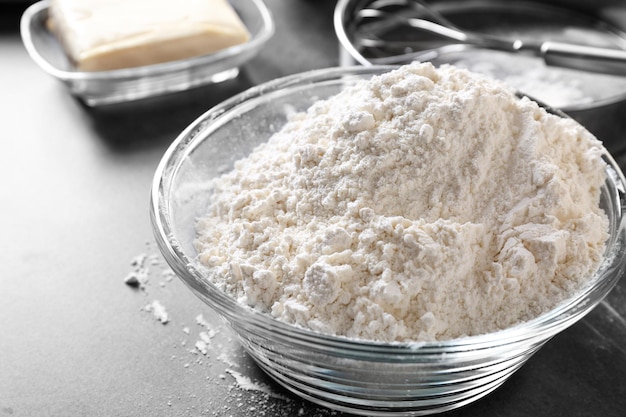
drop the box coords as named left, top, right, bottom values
left=194, top=62, right=608, bottom=342
left=144, top=300, right=169, bottom=325
left=447, top=49, right=626, bottom=109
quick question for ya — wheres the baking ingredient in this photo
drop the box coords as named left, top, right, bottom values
left=124, top=242, right=299, bottom=413
left=144, top=300, right=169, bottom=324
left=48, top=0, right=250, bottom=71
left=194, top=62, right=608, bottom=342
left=450, top=49, right=626, bottom=108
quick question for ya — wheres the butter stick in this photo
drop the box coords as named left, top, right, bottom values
left=48, top=0, right=251, bottom=71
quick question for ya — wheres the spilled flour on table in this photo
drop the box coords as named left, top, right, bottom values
left=143, top=299, right=169, bottom=324
left=123, top=241, right=339, bottom=416
left=226, top=369, right=289, bottom=400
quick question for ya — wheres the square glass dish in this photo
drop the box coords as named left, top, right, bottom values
left=20, top=0, right=274, bottom=106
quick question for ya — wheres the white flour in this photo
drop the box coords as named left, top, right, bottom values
left=448, top=49, right=626, bottom=109
left=194, top=62, right=608, bottom=342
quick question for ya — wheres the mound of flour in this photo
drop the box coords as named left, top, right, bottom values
left=194, top=62, right=608, bottom=342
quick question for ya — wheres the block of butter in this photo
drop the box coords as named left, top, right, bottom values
left=48, top=0, right=251, bottom=71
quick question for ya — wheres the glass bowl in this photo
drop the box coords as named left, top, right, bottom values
left=20, top=0, right=274, bottom=106
left=150, top=66, right=626, bottom=416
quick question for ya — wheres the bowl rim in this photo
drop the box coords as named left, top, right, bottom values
left=20, top=0, right=275, bottom=81
left=151, top=65, right=626, bottom=353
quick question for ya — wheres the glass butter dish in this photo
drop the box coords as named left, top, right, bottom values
left=20, top=0, right=274, bottom=106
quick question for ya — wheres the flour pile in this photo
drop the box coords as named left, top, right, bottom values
left=194, top=62, right=608, bottom=342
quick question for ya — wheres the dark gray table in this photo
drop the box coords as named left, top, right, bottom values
left=1, top=2, right=625, bottom=416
